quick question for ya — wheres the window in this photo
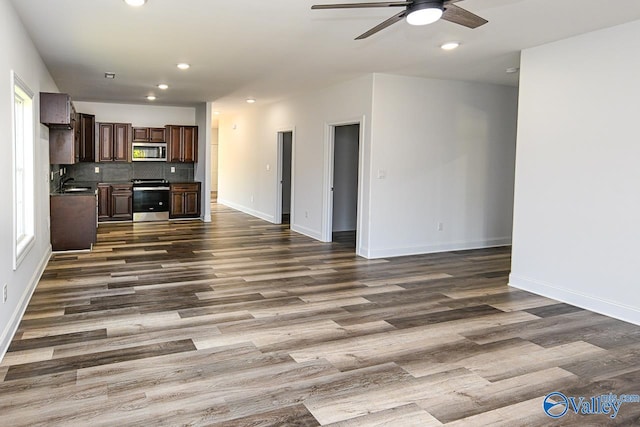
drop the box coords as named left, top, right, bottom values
left=12, top=72, right=35, bottom=269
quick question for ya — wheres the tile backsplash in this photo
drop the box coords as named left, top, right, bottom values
left=53, top=162, right=194, bottom=186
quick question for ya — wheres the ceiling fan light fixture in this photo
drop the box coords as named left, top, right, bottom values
left=124, top=0, right=146, bottom=7
left=406, top=1, right=443, bottom=26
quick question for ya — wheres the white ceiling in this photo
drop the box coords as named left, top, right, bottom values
left=10, top=0, right=640, bottom=114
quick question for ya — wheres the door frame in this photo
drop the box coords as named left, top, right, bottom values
left=275, top=128, right=295, bottom=225
left=322, top=117, right=365, bottom=254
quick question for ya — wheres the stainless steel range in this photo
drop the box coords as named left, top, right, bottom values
left=132, top=179, right=170, bottom=222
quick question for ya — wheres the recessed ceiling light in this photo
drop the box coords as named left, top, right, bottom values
left=177, top=63, right=190, bottom=70
left=441, top=42, right=460, bottom=51
left=157, top=83, right=169, bottom=90
left=104, top=72, right=116, bottom=79
left=146, top=95, right=156, bottom=101
left=506, top=67, right=520, bottom=74
left=246, top=98, right=256, bottom=104
left=124, top=0, right=146, bottom=6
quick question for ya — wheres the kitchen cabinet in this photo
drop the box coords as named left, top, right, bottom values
left=170, top=182, right=200, bottom=218
left=98, top=122, right=131, bottom=162
left=98, top=183, right=133, bottom=221
left=49, top=112, right=95, bottom=164
left=166, top=125, right=197, bottom=163
left=97, top=184, right=111, bottom=221
left=77, top=113, right=96, bottom=162
left=133, top=127, right=165, bottom=143
left=40, top=92, right=75, bottom=127
left=50, top=194, right=97, bottom=251
left=48, top=115, right=77, bottom=164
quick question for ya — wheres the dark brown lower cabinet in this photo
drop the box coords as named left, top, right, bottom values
left=97, top=184, right=111, bottom=221
left=50, top=194, right=97, bottom=251
left=98, top=183, right=133, bottom=222
left=170, top=182, right=200, bottom=218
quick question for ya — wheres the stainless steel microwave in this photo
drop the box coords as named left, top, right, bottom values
left=132, top=142, right=167, bottom=161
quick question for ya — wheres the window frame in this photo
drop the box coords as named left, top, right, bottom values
left=12, top=71, right=36, bottom=269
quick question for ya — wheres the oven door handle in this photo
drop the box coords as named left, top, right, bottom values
left=133, top=187, right=171, bottom=191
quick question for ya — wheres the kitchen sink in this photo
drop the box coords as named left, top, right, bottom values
left=63, top=187, right=92, bottom=193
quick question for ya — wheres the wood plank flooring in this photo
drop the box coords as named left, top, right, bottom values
left=2, top=203, right=640, bottom=425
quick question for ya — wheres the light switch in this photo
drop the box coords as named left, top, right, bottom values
left=377, top=169, right=386, bottom=179
left=266, top=164, right=270, bottom=171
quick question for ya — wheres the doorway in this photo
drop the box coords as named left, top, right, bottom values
left=329, top=123, right=360, bottom=248
left=277, top=130, right=293, bottom=226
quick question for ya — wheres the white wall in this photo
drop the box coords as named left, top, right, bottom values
left=74, top=101, right=195, bottom=126
left=218, top=75, right=374, bottom=248
left=0, top=0, right=59, bottom=360
left=218, top=73, right=518, bottom=258
left=510, top=20, right=640, bottom=325
left=368, top=74, right=518, bottom=258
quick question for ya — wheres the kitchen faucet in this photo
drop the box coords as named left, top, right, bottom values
left=59, top=176, right=74, bottom=192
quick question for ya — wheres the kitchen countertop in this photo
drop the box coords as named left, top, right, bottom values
left=51, top=180, right=201, bottom=195
left=51, top=181, right=97, bottom=196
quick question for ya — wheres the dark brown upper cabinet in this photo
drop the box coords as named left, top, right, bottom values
left=40, top=92, right=75, bottom=127
left=98, top=122, right=131, bottom=162
left=132, top=127, right=166, bottom=143
left=166, top=125, right=198, bottom=163
left=49, top=112, right=95, bottom=165
left=77, top=113, right=96, bottom=162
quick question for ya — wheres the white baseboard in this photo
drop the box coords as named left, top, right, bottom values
left=0, top=246, right=51, bottom=362
left=509, top=274, right=640, bottom=326
left=290, top=224, right=322, bottom=241
left=217, top=199, right=275, bottom=223
left=366, top=237, right=512, bottom=259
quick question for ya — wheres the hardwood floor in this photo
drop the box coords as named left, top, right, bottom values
left=1, top=203, right=640, bottom=425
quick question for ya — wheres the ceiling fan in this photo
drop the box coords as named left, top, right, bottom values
left=311, top=0, right=488, bottom=40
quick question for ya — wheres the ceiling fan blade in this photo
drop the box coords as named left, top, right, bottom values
left=312, top=2, right=409, bottom=10
left=355, top=10, right=406, bottom=40
left=442, top=3, right=487, bottom=29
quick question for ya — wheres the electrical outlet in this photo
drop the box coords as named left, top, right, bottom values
left=50, top=171, right=54, bottom=181
left=94, top=167, right=100, bottom=174
left=437, top=222, right=444, bottom=232
left=3, top=284, right=7, bottom=303
left=305, top=211, right=309, bottom=219
left=59, top=168, right=64, bottom=176
left=170, top=166, right=176, bottom=173
left=250, top=195, right=254, bottom=203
